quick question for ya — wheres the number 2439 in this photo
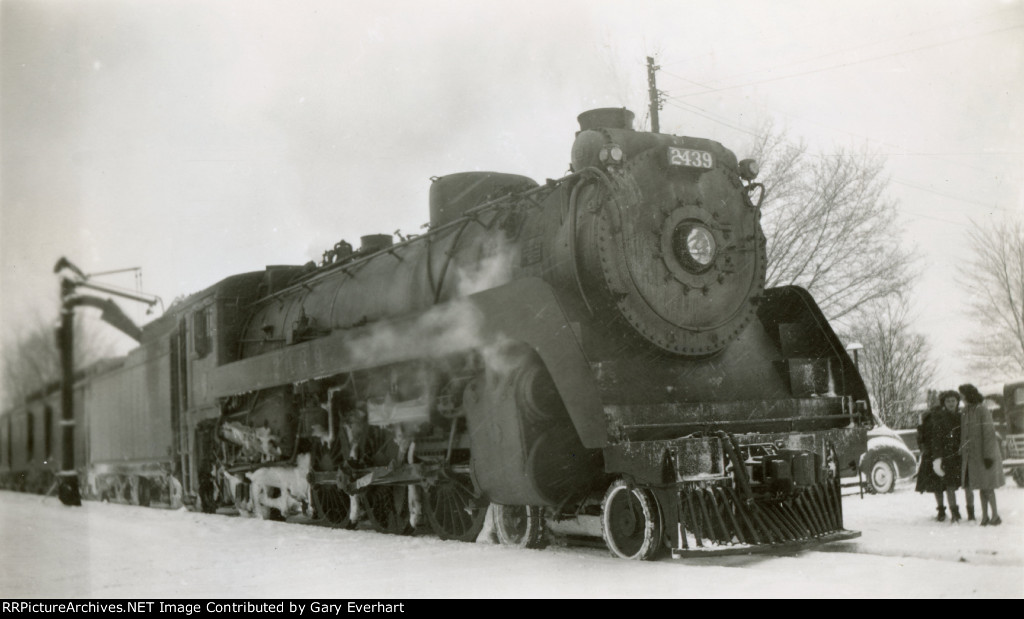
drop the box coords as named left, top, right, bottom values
left=668, top=147, right=714, bottom=169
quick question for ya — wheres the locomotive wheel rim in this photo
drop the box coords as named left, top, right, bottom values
left=198, top=476, right=218, bottom=514
left=366, top=485, right=413, bottom=535
left=233, top=483, right=253, bottom=517
left=135, top=477, right=151, bottom=507
left=312, top=484, right=354, bottom=528
left=129, top=476, right=142, bottom=506
left=601, top=480, right=663, bottom=560
left=425, top=475, right=487, bottom=542
left=498, top=505, right=528, bottom=538
left=493, top=504, right=547, bottom=549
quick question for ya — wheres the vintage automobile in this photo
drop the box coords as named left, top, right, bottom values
left=988, top=380, right=1024, bottom=487
left=857, top=414, right=918, bottom=494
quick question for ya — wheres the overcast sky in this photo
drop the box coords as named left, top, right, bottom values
left=2, top=0, right=1022, bottom=391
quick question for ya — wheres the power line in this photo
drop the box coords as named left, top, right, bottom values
left=663, top=99, right=760, bottom=138
left=652, top=54, right=1020, bottom=215
left=662, top=65, right=1006, bottom=176
left=665, top=98, right=1016, bottom=214
left=899, top=209, right=967, bottom=227
left=887, top=152, right=1024, bottom=157
left=892, top=179, right=1014, bottom=212
left=663, top=6, right=1018, bottom=91
left=670, top=24, right=1024, bottom=99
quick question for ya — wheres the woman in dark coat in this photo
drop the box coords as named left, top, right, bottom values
left=915, top=390, right=963, bottom=521
left=959, top=383, right=1004, bottom=525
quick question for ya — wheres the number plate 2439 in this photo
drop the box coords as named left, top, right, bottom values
left=667, top=147, right=714, bottom=169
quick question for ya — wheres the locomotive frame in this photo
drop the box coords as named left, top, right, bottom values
left=1, top=107, right=871, bottom=560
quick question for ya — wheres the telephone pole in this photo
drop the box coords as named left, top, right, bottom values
left=646, top=56, right=662, bottom=133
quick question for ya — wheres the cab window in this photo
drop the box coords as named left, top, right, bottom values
left=26, top=411, right=34, bottom=461
left=193, top=307, right=213, bottom=358
left=44, top=405, right=53, bottom=460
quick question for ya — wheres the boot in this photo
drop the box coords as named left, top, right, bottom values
left=967, top=506, right=975, bottom=521
left=980, top=515, right=990, bottom=526
left=950, top=506, right=962, bottom=523
left=936, top=506, right=946, bottom=522
left=989, top=515, right=1001, bottom=526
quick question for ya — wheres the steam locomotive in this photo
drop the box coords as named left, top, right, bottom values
left=1, top=108, right=870, bottom=559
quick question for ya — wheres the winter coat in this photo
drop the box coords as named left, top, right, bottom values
left=915, top=406, right=962, bottom=492
left=960, top=402, right=1005, bottom=490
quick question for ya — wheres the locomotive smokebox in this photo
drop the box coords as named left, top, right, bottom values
left=577, top=107, right=635, bottom=131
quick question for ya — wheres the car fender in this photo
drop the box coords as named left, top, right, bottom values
left=860, top=435, right=917, bottom=479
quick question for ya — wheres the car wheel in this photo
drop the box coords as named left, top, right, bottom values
left=869, top=458, right=896, bottom=494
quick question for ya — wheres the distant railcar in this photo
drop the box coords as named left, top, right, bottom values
left=1, top=368, right=89, bottom=494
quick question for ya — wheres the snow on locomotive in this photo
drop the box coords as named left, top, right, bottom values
left=2, top=108, right=871, bottom=559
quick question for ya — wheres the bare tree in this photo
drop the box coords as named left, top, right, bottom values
left=959, top=215, right=1024, bottom=379
left=748, top=121, right=916, bottom=324
left=1, top=311, right=121, bottom=410
left=845, top=296, right=936, bottom=428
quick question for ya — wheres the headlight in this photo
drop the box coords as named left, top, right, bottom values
left=599, top=143, right=624, bottom=166
left=739, top=158, right=759, bottom=181
left=686, top=227, right=715, bottom=266
left=672, top=222, right=716, bottom=272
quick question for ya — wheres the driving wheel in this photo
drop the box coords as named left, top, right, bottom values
left=312, top=484, right=355, bottom=529
left=425, top=474, right=488, bottom=542
left=365, top=485, right=413, bottom=535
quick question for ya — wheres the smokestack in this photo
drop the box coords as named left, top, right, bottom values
left=577, top=108, right=635, bottom=132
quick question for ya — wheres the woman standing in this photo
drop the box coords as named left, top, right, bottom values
left=959, top=383, right=1005, bottom=525
left=915, top=390, right=963, bottom=521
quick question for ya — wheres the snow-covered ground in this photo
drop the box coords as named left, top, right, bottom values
left=1, top=479, right=1022, bottom=599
